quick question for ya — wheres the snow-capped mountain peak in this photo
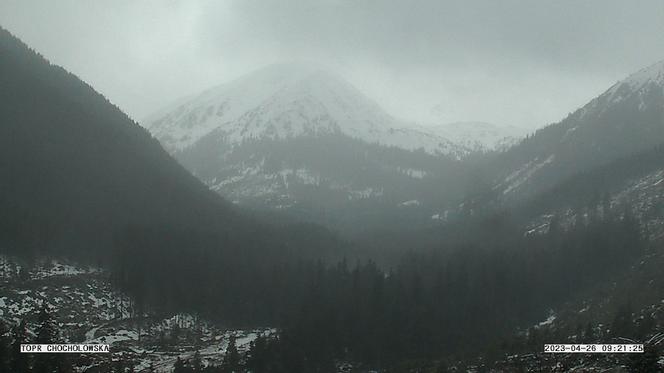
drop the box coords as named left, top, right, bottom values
left=145, top=63, right=466, bottom=157
left=605, top=60, right=664, bottom=103
left=144, top=63, right=328, bottom=151
left=142, top=63, right=473, bottom=220
left=618, top=60, right=664, bottom=90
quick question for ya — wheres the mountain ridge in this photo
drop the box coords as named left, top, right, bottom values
left=146, top=63, right=469, bottom=158
left=483, top=59, right=664, bottom=202
left=144, top=63, right=479, bottom=232
left=0, top=26, right=241, bottom=257
left=421, top=121, right=527, bottom=152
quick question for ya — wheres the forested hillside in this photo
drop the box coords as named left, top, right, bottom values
left=476, top=60, right=664, bottom=204
left=0, top=26, right=237, bottom=259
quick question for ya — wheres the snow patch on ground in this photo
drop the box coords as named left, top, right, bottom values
left=397, top=167, right=427, bottom=179
left=399, top=200, right=421, bottom=207
left=0, top=255, right=278, bottom=372
left=535, top=312, right=556, bottom=328
left=347, top=187, right=383, bottom=200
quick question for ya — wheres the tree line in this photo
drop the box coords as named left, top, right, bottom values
left=108, top=203, right=645, bottom=371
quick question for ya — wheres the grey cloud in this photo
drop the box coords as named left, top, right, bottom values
left=0, top=0, right=663, bottom=128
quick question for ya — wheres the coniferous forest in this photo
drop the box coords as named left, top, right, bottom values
left=2, top=2, right=664, bottom=372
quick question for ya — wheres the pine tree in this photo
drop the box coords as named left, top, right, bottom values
left=245, top=336, right=268, bottom=373
left=0, top=320, right=9, bottom=373
left=636, top=314, right=655, bottom=340
left=171, top=323, right=181, bottom=346
left=628, top=345, right=659, bottom=373
left=583, top=323, right=595, bottom=342
left=191, top=350, right=202, bottom=372
left=33, top=303, right=62, bottom=373
left=222, top=335, right=241, bottom=373
left=112, top=359, right=125, bottom=373
left=10, top=319, right=30, bottom=373
left=610, top=304, right=634, bottom=338
left=173, top=357, right=185, bottom=373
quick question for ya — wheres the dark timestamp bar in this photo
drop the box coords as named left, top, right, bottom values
left=544, top=344, right=644, bottom=353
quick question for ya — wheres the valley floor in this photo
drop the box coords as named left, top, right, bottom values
left=0, top=256, right=273, bottom=372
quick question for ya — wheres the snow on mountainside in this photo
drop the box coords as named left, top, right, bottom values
left=487, top=59, right=664, bottom=200
left=523, top=168, right=664, bottom=239
left=422, top=121, right=527, bottom=152
left=145, top=63, right=467, bottom=158
left=605, top=60, right=664, bottom=101
left=575, top=59, right=664, bottom=120
left=143, top=63, right=473, bottom=228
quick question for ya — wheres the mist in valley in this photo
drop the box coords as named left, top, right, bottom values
left=1, top=1, right=664, bottom=372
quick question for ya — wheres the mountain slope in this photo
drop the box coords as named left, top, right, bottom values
left=513, top=143, right=664, bottom=239
left=147, top=64, right=466, bottom=157
left=0, top=26, right=355, bottom=328
left=145, top=64, right=472, bottom=233
left=0, top=27, right=245, bottom=258
left=485, top=60, right=664, bottom=201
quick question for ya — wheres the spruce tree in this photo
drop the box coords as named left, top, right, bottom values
left=173, top=357, right=185, bottom=373
left=245, top=335, right=267, bottom=373
left=583, top=323, right=595, bottom=342
left=0, top=320, right=9, bottom=373
left=33, top=304, right=61, bottom=373
left=191, top=350, right=202, bottom=372
left=610, top=304, right=634, bottom=338
left=112, top=359, right=125, bottom=373
left=222, top=335, right=241, bottom=373
left=628, top=345, right=659, bottom=373
left=10, top=319, right=30, bottom=373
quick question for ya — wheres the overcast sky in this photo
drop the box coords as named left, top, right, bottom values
left=1, top=0, right=663, bottom=128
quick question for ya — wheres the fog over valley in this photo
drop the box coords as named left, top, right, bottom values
left=1, top=1, right=664, bottom=372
